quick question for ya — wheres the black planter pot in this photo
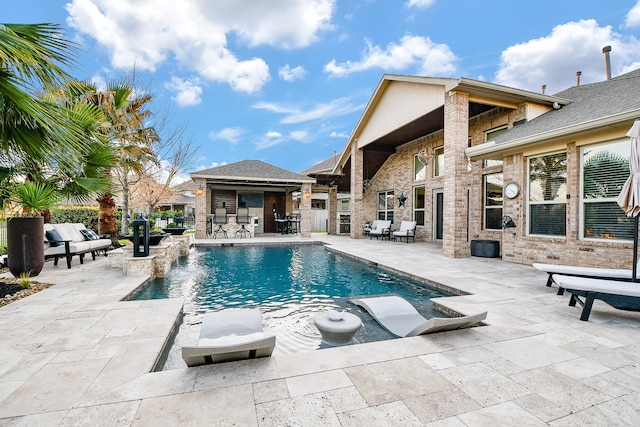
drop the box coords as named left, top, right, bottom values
left=162, top=227, right=187, bottom=235
left=7, top=216, right=45, bottom=278
left=124, top=233, right=169, bottom=246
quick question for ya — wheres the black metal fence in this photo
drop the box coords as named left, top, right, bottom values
left=0, top=211, right=7, bottom=256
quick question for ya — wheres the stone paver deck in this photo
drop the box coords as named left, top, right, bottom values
left=1, top=234, right=640, bottom=426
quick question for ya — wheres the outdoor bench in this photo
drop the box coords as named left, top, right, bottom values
left=44, top=223, right=111, bottom=269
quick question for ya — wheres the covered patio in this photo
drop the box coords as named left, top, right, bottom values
left=190, top=160, right=316, bottom=239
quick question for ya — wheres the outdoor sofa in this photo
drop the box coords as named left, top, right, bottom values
left=44, top=223, right=111, bottom=269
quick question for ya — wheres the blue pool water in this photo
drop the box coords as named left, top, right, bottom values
left=131, top=244, right=453, bottom=367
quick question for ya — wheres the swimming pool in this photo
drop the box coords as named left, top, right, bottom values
left=130, top=244, right=453, bottom=368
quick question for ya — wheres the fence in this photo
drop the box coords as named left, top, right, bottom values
left=0, top=211, right=7, bottom=256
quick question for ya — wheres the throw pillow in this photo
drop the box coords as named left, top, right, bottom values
left=80, top=229, right=99, bottom=240
left=45, top=229, right=63, bottom=247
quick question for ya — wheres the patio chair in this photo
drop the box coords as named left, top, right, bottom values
left=235, top=207, right=251, bottom=238
left=213, top=207, right=228, bottom=238
left=392, top=221, right=417, bottom=243
left=369, top=220, right=391, bottom=240
left=552, top=275, right=640, bottom=321
left=351, top=295, right=487, bottom=337
left=181, top=308, right=276, bottom=366
left=363, top=220, right=379, bottom=237
left=532, top=262, right=634, bottom=294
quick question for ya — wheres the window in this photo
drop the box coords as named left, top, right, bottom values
left=582, top=139, right=633, bottom=240
left=414, top=154, right=426, bottom=181
left=414, top=186, right=425, bottom=226
left=434, top=147, right=444, bottom=177
left=378, top=190, right=394, bottom=223
left=528, top=152, right=567, bottom=236
left=485, top=125, right=507, bottom=141
left=484, top=173, right=503, bottom=230
left=483, top=159, right=503, bottom=168
left=237, top=193, right=263, bottom=208
left=311, top=199, right=326, bottom=210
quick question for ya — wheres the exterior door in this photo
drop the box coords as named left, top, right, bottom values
left=434, top=190, right=444, bottom=241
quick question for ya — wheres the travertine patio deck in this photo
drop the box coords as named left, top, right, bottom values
left=1, top=234, right=640, bottom=426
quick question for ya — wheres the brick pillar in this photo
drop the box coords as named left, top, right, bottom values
left=194, top=178, right=208, bottom=239
left=328, top=187, right=338, bottom=235
left=443, top=91, right=470, bottom=258
left=350, top=142, right=364, bottom=238
left=300, top=182, right=312, bottom=237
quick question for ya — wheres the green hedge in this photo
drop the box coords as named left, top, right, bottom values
left=50, top=206, right=100, bottom=231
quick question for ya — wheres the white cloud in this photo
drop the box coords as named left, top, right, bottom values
left=495, top=19, right=640, bottom=94
left=209, top=127, right=246, bottom=144
left=625, top=1, right=640, bottom=28
left=255, top=131, right=285, bottom=150
left=289, top=130, right=309, bottom=141
left=279, top=64, right=308, bottom=81
left=330, top=131, right=349, bottom=138
left=66, top=0, right=335, bottom=93
left=324, top=34, right=457, bottom=77
left=406, top=0, right=435, bottom=8
left=252, top=97, right=365, bottom=124
left=165, top=76, right=203, bottom=106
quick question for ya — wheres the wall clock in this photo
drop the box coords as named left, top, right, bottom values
left=505, top=182, right=520, bottom=199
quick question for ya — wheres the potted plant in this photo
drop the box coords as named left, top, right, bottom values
left=6, top=182, right=58, bottom=277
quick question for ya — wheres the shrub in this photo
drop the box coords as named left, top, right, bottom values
left=50, top=206, right=100, bottom=231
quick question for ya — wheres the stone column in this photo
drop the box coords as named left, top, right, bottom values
left=350, top=142, right=364, bottom=238
left=300, top=182, right=312, bottom=237
left=194, top=178, right=208, bottom=239
left=443, top=90, right=470, bottom=258
left=328, top=187, right=338, bottom=235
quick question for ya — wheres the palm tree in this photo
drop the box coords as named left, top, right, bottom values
left=1, top=23, right=116, bottom=211
left=66, top=79, right=159, bottom=237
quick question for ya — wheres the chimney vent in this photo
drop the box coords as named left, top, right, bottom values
left=541, top=84, right=546, bottom=95
left=602, top=46, right=612, bottom=80
left=576, top=71, right=582, bottom=86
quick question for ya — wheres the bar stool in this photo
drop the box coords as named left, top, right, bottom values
left=235, top=208, right=251, bottom=238
left=213, top=207, right=228, bottom=238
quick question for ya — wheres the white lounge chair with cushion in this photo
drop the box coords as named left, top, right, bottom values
left=552, top=275, right=640, bottom=321
left=351, top=295, right=487, bottom=337
left=393, top=221, right=417, bottom=243
left=368, top=220, right=391, bottom=240
left=182, top=308, right=276, bottom=367
left=533, top=262, right=634, bottom=294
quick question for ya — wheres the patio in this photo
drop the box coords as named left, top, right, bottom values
left=1, top=235, right=640, bottom=425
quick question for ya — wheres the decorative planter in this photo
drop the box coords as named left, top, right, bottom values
left=470, top=239, right=500, bottom=258
left=124, top=233, right=169, bottom=246
left=162, top=227, right=187, bottom=235
left=7, top=216, right=45, bottom=277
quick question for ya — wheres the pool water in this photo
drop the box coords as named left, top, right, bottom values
left=130, top=244, right=453, bottom=369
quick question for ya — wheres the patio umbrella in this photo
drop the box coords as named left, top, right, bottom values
left=617, top=119, right=640, bottom=281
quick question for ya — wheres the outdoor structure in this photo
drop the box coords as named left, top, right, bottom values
left=333, top=66, right=640, bottom=268
left=191, top=160, right=316, bottom=239
left=300, top=155, right=351, bottom=235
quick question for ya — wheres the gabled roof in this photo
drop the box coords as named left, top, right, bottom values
left=333, top=73, right=569, bottom=174
left=191, top=159, right=315, bottom=186
left=172, top=179, right=196, bottom=192
left=467, top=68, right=640, bottom=158
left=301, top=155, right=340, bottom=176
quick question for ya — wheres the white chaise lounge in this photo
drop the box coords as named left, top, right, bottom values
left=182, top=308, right=276, bottom=367
left=552, top=275, right=640, bottom=321
left=351, top=295, right=487, bottom=337
left=533, top=262, right=634, bottom=294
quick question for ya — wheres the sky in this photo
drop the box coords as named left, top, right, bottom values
left=3, top=0, right=640, bottom=183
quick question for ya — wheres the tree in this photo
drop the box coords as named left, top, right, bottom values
left=68, top=79, right=158, bottom=239
left=128, top=119, right=197, bottom=220
left=0, top=24, right=114, bottom=213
